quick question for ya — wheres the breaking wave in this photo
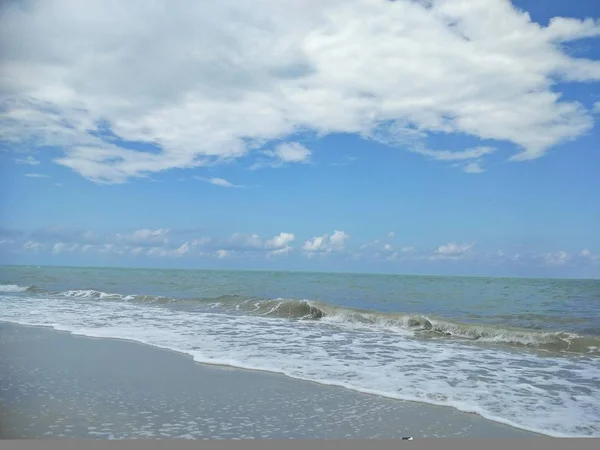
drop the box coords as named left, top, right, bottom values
left=237, top=298, right=600, bottom=354
left=4, top=284, right=600, bottom=354
left=0, top=284, right=33, bottom=292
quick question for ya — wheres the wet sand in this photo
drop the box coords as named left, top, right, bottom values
left=0, top=321, right=539, bottom=439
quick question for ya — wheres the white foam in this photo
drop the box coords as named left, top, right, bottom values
left=1, top=292, right=599, bottom=437
left=58, top=289, right=134, bottom=300
left=0, top=284, right=29, bottom=292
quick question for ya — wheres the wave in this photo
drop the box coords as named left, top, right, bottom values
left=0, top=283, right=33, bottom=292
left=56, top=289, right=247, bottom=305
left=59, top=289, right=137, bottom=301
left=4, top=284, right=600, bottom=354
left=238, top=298, right=600, bottom=354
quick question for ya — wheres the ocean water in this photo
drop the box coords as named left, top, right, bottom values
left=1, top=265, right=599, bottom=437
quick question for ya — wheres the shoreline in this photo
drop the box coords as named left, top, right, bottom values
left=0, top=321, right=542, bottom=439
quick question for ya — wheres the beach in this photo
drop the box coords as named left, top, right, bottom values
left=1, top=267, right=599, bottom=437
left=0, top=322, right=539, bottom=439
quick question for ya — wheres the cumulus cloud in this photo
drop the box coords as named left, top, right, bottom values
left=1, top=0, right=599, bottom=182
left=266, top=232, right=295, bottom=248
left=25, top=173, right=48, bottom=178
left=216, top=249, right=230, bottom=259
left=12, top=224, right=600, bottom=273
left=253, top=142, right=312, bottom=169
left=265, top=232, right=296, bottom=255
left=431, top=242, right=474, bottom=260
left=221, top=231, right=296, bottom=256
left=303, top=230, right=349, bottom=255
left=543, top=251, right=570, bottom=266
left=579, top=249, right=600, bottom=263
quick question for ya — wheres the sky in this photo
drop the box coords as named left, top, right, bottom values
left=1, top=0, right=600, bottom=278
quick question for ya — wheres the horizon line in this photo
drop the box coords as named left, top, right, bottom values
left=0, top=263, right=598, bottom=282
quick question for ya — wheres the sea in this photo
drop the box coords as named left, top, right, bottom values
left=0, top=265, right=599, bottom=437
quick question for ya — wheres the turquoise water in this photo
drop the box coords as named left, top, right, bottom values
left=1, top=265, right=599, bottom=436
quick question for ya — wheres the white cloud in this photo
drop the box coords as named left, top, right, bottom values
left=97, top=244, right=123, bottom=255
left=304, top=236, right=326, bottom=252
left=388, top=232, right=395, bottom=239
left=52, top=242, right=79, bottom=254
left=132, top=229, right=169, bottom=240
left=266, top=232, right=295, bottom=248
left=265, top=232, right=296, bottom=255
left=593, top=102, right=600, bottom=114
left=219, top=231, right=296, bottom=256
left=15, top=156, right=40, bottom=165
left=145, top=244, right=192, bottom=258
left=462, top=161, right=485, bottom=174
left=431, top=242, right=474, bottom=260
left=226, top=233, right=264, bottom=250
left=173, top=242, right=190, bottom=256
left=2, top=0, right=599, bottom=182
left=23, top=241, right=44, bottom=251
left=251, top=142, right=312, bottom=169
left=191, top=237, right=212, bottom=247
left=25, top=173, right=48, bottom=178
left=303, top=230, right=349, bottom=255
left=262, top=142, right=312, bottom=167
left=216, top=249, right=230, bottom=259
left=544, top=251, right=570, bottom=266
left=579, top=249, right=600, bottom=263
left=329, top=230, right=349, bottom=247
left=269, top=246, right=293, bottom=256
left=196, top=177, right=244, bottom=188
left=116, top=228, right=170, bottom=246
left=413, top=146, right=495, bottom=162
left=384, top=243, right=393, bottom=252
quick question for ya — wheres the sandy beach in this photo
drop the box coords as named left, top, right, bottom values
left=0, top=321, right=540, bottom=439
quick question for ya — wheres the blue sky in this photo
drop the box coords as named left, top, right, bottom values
left=1, top=0, right=600, bottom=278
